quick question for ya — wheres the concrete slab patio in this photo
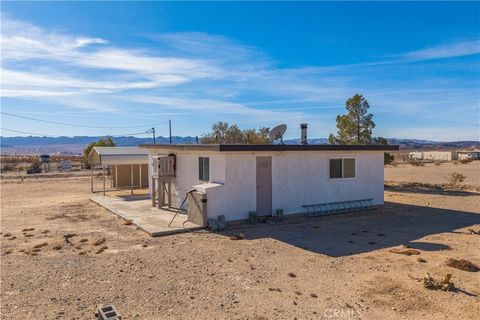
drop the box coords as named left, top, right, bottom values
left=90, top=195, right=204, bottom=236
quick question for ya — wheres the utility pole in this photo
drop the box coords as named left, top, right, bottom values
left=147, top=127, right=156, bottom=144
left=169, top=120, right=172, bottom=144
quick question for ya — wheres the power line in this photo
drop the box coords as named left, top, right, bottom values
left=1, top=127, right=150, bottom=138
left=1, top=128, right=59, bottom=137
left=1, top=111, right=169, bottom=129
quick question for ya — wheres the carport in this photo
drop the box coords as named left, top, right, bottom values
left=88, top=147, right=149, bottom=196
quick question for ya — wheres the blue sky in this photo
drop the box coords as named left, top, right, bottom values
left=1, top=2, right=479, bottom=141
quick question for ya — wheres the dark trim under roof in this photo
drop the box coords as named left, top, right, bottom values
left=139, top=144, right=399, bottom=152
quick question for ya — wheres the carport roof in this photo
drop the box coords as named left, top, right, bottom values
left=88, top=147, right=149, bottom=165
left=139, top=144, right=399, bottom=152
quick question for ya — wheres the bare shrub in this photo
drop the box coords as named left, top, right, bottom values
left=446, top=258, right=479, bottom=272
left=384, top=152, right=394, bottom=165
left=1, top=164, right=16, bottom=173
left=408, top=160, right=425, bottom=167
left=446, top=172, right=466, bottom=185
left=459, top=159, right=473, bottom=164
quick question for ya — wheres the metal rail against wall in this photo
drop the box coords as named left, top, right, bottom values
left=303, top=199, right=375, bottom=216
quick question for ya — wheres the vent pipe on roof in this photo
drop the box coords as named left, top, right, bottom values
left=300, top=123, right=308, bottom=145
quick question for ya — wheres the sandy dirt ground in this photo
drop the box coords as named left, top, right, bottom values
left=1, top=170, right=480, bottom=319
left=385, top=162, right=480, bottom=188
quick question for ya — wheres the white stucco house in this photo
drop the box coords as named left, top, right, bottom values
left=140, top=143, right=399, bottom=223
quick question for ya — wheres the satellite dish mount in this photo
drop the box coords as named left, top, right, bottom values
left=269, top=124, right=287, bottom=145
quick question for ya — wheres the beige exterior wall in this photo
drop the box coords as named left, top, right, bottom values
left=111, top=164, right=148, bottom=188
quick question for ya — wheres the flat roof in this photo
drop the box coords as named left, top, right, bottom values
left=139, top=144, right=399, bottom=152
left=89, top=147, right=149, bottom=165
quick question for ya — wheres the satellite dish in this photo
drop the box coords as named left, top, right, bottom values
left=269, top=124, right=287, bottom=144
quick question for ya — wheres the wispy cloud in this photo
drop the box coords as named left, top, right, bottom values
left=399, top=40, right=480, bottom=62
left=1, top=15, right=221, bottom=98
left=1, top=14, right=479, bottom=140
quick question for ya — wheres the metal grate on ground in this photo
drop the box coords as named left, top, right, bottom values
left=303, top=199, right=375, bottom=216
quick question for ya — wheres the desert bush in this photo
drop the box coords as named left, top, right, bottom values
left=459, top=159, right=473, bottom=164
left=446, top=172, right=466, bottom=185
left=408, top=160, right=425, bottom=167
left=384, top=152, right=395, bottom=165
left=446, top=258, right=479, bottom=272
left=0, top=164, right=16, bottom=173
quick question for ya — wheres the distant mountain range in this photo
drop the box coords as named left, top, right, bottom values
left=0, top=135, right=478, bottom=155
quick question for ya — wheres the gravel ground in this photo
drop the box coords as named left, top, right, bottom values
left=1, top=175, right=479, bottom=319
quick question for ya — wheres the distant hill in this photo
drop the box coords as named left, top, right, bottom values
left=0, top=135, right=478, bottom=155
left=0, top=136, right=196, bottom=155
left=386, top=139, right=480, bottom=150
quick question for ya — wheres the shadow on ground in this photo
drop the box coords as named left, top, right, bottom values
left=385, top=183, right=479, bottom=197
left=220, top=201, right=480, bottom=257
left=117, top=194, right=151, bottom=201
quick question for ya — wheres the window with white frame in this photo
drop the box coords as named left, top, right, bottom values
left=329, top=158, right=356, bottom=179
left=199, top=157, right=210, bottom=181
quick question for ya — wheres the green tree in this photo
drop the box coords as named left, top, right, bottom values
left=83, top=137, right=116, bottom=168
left=372, top=136, right=389, bottom=145
left=201, top=122, right=270, bottom=144
left=373, top=136, right=394, bottom=165
left=329, top=94, right=375, bottom=145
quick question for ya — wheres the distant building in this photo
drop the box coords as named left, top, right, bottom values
left=457, top=146, right=480, bottom=160
left=58, top=160, right=72, bottom=171
left=408, top=151, right=423, bottom=160
left=422, top=151, right=458, bottom=161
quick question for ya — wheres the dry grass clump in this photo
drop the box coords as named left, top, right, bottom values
left=95, top=246, right=108, bottom=254
left=93, top=238, right=106, bottom=246
left=446, top=258, right=480, bottom=272
left=446, top=172, right=466, bottom=185
left=458, top=159, right=473, bottom=164
left=408, top=160, right=425, bottom=167
left=33, top=242, right=48, bottom=248
left=423, top=273, right=453, bottom=291
left=389, top=248, right=421, bottom=256
left=229, top=234, right=245, bottom=240
left=63, top=233, right=77, bottom=243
